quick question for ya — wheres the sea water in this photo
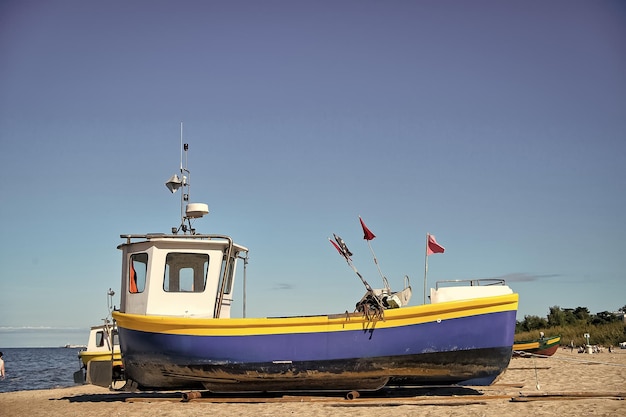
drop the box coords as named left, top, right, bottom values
left=0, top=347, right=84, bottom=393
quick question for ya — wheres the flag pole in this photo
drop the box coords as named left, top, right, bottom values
left=330, top=238, right=384, bottom=312
left=423, top=233, right=429, bottom=304
left=366, top=239, right=390, bottom=292
left=347, top=258, right=374, bottom=293
left=359, top=216, right=390, bottom=292
left=329, top=236, right=374, bottom=293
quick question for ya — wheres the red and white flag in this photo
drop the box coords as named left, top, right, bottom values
left=330, top=233, right=353, bottom=260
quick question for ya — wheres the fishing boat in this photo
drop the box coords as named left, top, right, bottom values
left=75, top=290, right=124, bottom=386
left=111, top=134, right=519, bottom=393
left=513, top=335, right=561, bottom=357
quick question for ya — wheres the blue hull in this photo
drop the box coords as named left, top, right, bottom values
left=117, top=310, right=516, bottom=391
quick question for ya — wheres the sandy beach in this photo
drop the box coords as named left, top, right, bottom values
left=1, top=349, right=624, bottom=417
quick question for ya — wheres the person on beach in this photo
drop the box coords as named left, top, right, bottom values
left=0, top=351, right=5, bottom=380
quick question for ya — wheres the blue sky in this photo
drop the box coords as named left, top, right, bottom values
left=1, top=1, right=624, bottom=347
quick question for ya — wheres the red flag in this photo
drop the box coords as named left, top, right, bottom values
left=359, top=217, right=376, bottom=241
left=427, top=234, right=445, bottom=255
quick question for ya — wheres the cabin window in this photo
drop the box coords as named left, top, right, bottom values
left=96, top=331, right=105, bottom=347
left=129, top=253, right=148, bottom=293
left=219, top=257, right=236, bottom=295
left=163, top=253, right=209, bottom=292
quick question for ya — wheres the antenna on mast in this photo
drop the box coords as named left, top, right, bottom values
left=180, top=122, right=184, bottom=171
left=164, top=123, right=208, bottom=234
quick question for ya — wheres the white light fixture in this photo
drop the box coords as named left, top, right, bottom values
left=165, top=174, right=183, bottom=193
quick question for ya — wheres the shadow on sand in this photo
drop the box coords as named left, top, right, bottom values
left=56, top=385, right=483, bottom=403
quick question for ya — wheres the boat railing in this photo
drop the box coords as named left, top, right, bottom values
left=120, top=233, right=235, bottom=244
left=435, top=278, right=506, bottom=290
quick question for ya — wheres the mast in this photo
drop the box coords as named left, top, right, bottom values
left=164, top=122, right=208, bottom=234
left=423, top=233, right=429, bottom=304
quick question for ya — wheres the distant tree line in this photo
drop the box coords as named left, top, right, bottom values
left=516, top=305, right=625, bottom=332
left=515, top=305, right=626, bottom=347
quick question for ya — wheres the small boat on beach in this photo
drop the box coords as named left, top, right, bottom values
left=513, top=335, right=561, bottom=357
left=75, top=290, right=124, bottom=386
left=110, top=135, right=519, bottom=393
left=77, top=323, right=123, bottom=384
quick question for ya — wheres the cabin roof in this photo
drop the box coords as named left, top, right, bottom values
left=117, top=234, right=248, bottom=253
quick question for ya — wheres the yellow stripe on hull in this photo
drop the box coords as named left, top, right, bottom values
left=513, top=336, right=561, bottom=351
left=513, top=341, right=538, bottom=350
left=113, top=293, right=518, bottom=336
left=79, top=351, right=123, bottom=367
